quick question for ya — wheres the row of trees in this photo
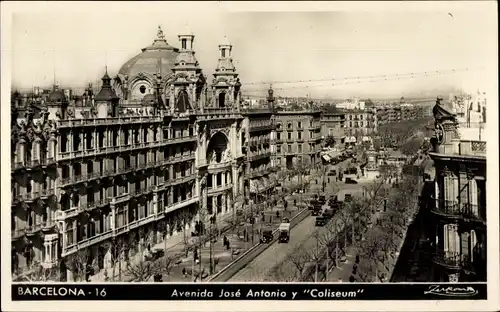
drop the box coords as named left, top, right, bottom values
left=266, top=165, right=398, bottom=282
left=376, top=117, right=434, bottom=149
left=355, top=173, right=422, bottom=282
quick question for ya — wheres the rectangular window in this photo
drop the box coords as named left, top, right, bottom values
left=288, top=132, right=292, bottom=140
left=277, top=133, right=281, bottom=140
left=182, top=39, right=187, bottom=50
left=298, top=145, right=302, bottom=153
left=288, top=144, right=292, bottom=153
left=277, top=146, right=281, bottom=153
left=298, top=122, right=302, bottom=129
left=298, top=132, right=302, bottom=139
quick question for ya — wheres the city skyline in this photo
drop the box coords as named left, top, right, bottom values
left=9, top=2, right=496, bottom=99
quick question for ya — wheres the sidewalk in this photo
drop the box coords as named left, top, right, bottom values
left=90, top=205, right=255, bottom=282
left=326, top=246, right=357, bottom=282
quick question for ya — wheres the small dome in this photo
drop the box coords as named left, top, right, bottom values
left=118, top=27, right=179, bottom=78
left=48, top=87, right=66, bottom=102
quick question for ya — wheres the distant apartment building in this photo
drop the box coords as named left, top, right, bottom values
left=335, top=97, right=365, bottom=110
left=321, top=112, right=346, bottom=146
left=427, top=96, right=486, bottom=282
left=342, top=109, right=377, bottom=137
left=274, top=110, right=322, bottom=169
left=376, top=104, right=431, bottom=125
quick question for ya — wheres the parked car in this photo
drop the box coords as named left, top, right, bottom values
left=345, top=178, right=358, bottom=184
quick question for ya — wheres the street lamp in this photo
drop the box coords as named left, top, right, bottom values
left=209, top=214, right=216, bottom=275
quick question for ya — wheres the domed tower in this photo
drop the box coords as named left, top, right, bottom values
left=113, top=26, right=179, bottom=106
left=46, top=84, right=69, bottom=119
left=212, top=37, right=240, bottom=110
left=170, top=25, right=204, bottom=114
left=95, top=67, right=120, bottom=118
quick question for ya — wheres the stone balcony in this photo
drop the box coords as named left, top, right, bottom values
left=198, top=108, right=243, bottom=120
left=57, top=115, right=165, bottom=128
left=433, top=139, right=486, bottom=158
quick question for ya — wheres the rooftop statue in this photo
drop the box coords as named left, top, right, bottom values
left=157, top=25, right=165, bottom=40
left=432, top=95, right=456, bottom=122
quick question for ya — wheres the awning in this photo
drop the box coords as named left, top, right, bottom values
left=250, top=179, right=258, bottom=193
left=327, top=151, right=341, bottom=159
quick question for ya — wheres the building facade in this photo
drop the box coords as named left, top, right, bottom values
left=428, top=97, right=486, bottom=282
left=10, top=27, right=260, bottom=280
left=342, top=109, right=377, bottom=137
left=274, top=110, right=322, bottom=169
left=376, top=104, right=432, bottom=126
left=241, top=104, right=276, bottom=202
left=320, top=112, right=345, bottom=147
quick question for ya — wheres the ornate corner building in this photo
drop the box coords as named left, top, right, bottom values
left=10, top=27, right=277, bottom=280
left=428, top=95, right=487, bottom=282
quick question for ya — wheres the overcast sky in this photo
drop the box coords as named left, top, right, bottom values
left=7, top=1, right=497, bottom=99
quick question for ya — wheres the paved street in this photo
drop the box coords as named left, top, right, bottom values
left=229, top=213, right=318, bottom=281
left=229, top=159, right=379, bottom=282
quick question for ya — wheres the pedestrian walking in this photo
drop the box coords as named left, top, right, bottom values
left=276, top=210, right=280, bottom=219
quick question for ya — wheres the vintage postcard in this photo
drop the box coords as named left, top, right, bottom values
left=1, top=1, right=498, bottom=311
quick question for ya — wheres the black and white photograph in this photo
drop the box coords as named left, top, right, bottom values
left=1, top=1, right=498, bottom=311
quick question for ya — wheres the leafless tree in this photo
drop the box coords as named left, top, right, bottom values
left=304, top=230, right=327, bottom=282
left=318, top=221, right=344, bottom=269
left=69, top=247, right=96, bottom=282
left=103, top=237, right=130, bottom=281
left=335, top=208, right=351, bottom=249
left=23, top=261, right=62, bottom=282
left=288, top=249, right=310, bottom=279
left=270, top=262, right=297, bottom=282
left=125, top=258, right=162, bottom=282
left=162, top=253, right=183, bottom=278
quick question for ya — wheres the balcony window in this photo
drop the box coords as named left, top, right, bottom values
left=60, top=135, right=68, bottom=153
left=65, top=222, right=75, bottom=246
left=217, top=173, right=222, bottom=187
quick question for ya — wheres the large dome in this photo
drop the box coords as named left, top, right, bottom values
left=118, top=29, right=179, bottom=78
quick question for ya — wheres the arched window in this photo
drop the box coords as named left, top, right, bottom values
left=176, top=90, right=189, bottom=113
left=219, top=92, right=226, bottom=108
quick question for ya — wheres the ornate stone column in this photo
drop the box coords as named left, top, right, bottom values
left=201, top=172, right=208, bottom=219
left=33, top=137, right=42, bottom=161
left=231, top=163, right=239, bottom=196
